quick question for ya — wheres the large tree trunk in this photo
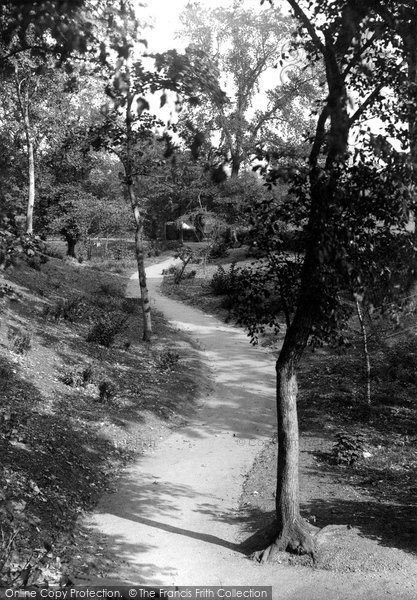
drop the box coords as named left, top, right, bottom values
left=253, top=2, right=354, bottom=559
left=266, top=360, right=316, bottom=559
left=253, top=245, right=321, bottom=562
left=230, top=152, right=241, bottom=178
left=355, top=297, right=372, bottom=405
left=404, top=15, right=417, bottom=162
left=66, top=236, right=77, bottom=258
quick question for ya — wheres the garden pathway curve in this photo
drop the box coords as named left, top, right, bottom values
left=84, top=258, right=416, bottom=599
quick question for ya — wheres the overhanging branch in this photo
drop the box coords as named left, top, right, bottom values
left=349, top=83, right=384, bottom=126
left=309, top=105, right=330, bottom=169
left=343, top=30, right=383, bottom=78
left=285, top=0, right=326, bottom=54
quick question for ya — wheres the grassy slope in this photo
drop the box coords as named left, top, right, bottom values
left=0, top=253, right=206, bottom=586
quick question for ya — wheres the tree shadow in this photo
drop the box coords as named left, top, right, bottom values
left=0, top=353, right=132, bottom=545
left=301, top=455, right=417, bottom=556
left=93, top=474, right=245, bottom=553
left=82, top=473, right=250, bottom=585
left=305, top=497, right=417, bottom=555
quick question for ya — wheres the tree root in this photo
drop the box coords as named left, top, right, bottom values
left=251, top=519, right=317, bottom=564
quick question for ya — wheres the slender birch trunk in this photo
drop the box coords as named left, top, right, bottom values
left=125, top=92, right=152, bottom=342
left=14, top=68, right=36, bottom=234
left=355, top=297, right=372, bottom=405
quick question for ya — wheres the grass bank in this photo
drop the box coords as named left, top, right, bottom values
left=0, top=251, right=205, bottom=586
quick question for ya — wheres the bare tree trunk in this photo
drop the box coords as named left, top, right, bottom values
left=128, top=187, right=152, bottom=342
left=355, top=297, right=371, bottom=405
left=124, top=92, right=152, bottom=342
left=404, top=15, right=417, bottom=162
left=66, top=236, right=77, bottom=258
left=26, top=132, right=35, bottom=235
left=253, top=248, right=320, bottom=562
left=231, top=155, right=241, bottom=178
left=253, top=0, right=358, bottom=561
left=278, top=283, right=292, bottom=331
left=14, top=68, right=36, bottom=234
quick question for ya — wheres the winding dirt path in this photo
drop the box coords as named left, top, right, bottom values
left=84, top=258, right=416, bottom=599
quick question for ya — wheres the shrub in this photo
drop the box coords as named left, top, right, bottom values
left=86, top=313, right=128, bottom=347
left=146, top=241, right=161, bottom=257
left=162, top=264, right=178, bottom=276
left=97, top=282, right=124, bottom=298
left=384, top=338, right=417, bottom=386
left=331, top=431, right=366, bottom=466
left=0, top=284, right=18, bottom=299
left=121, top=298, right=137, bottom=314
left=0, top=285, right=21, bottom=310
left=111, top=265, right=125, bottom=274
left=162, top=264, right=194, bottom=285
left=27, top=256, right=43, bottom=270
left=208, top=239, right=230, bottom=259
left=172, top=266, right=184, bottom=285
left=280, top=229, right=306, bottom=252
left=0, top=363, right=14, bottom=382
left=98, top=380, right=116, bottom=402
left=210, top=263, right=239, bottom=296
left=91, top=294, right=119, bottom=313
left=45, top=244, right=65, bottom=259
left=7, top=327, right=31, bottom=355
left=161, top=241, right=182, bottom=252
left=60, top=364, right=95, bottom=387
left=156, top=349, right=180, bottom=371
left=42, top=295, right=87, bottom=322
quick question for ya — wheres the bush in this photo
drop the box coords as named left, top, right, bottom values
left=280, top=229, right=306, bottom=252
left=98, top=380, right=116, bottom=402
left=163, top=264, right=196, bottom=285
left=162, top=264, right=178, bottom=276
left=0, top=363, right=14, bottom=382
left=60, top=364, right=95, bottom=387
left=0, top=285, right=21, bottom=311
left=172, top=266, right=184, bottom=285
left=331, top=431, right=366, bottom=466
left=96, top=282, right=124, bottom=298
left=208, top=239, right=230, bottom=259
left=156, top=349, right=180, bottom=371
left=112, top=246, right=123, bottom=260
left=7, top=327, right=31, bottom=355
left=210, top=263, right=239, bottom=296
left=86, top=313, right=128, bottom=347
left=383, top=338, right=417, bottom=386
left=111, top=265, right=125, bottom=274
left=45, top=244, right=65, bottom=259
left=91, top=294, right=119, bottom=313
left=42, top=295, right=87, bottom=322
left=28, top=251, right=48, bottom=269
left=121, top=298, right=137, bottom=314
left=0, top=228, right=46, bottom=270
